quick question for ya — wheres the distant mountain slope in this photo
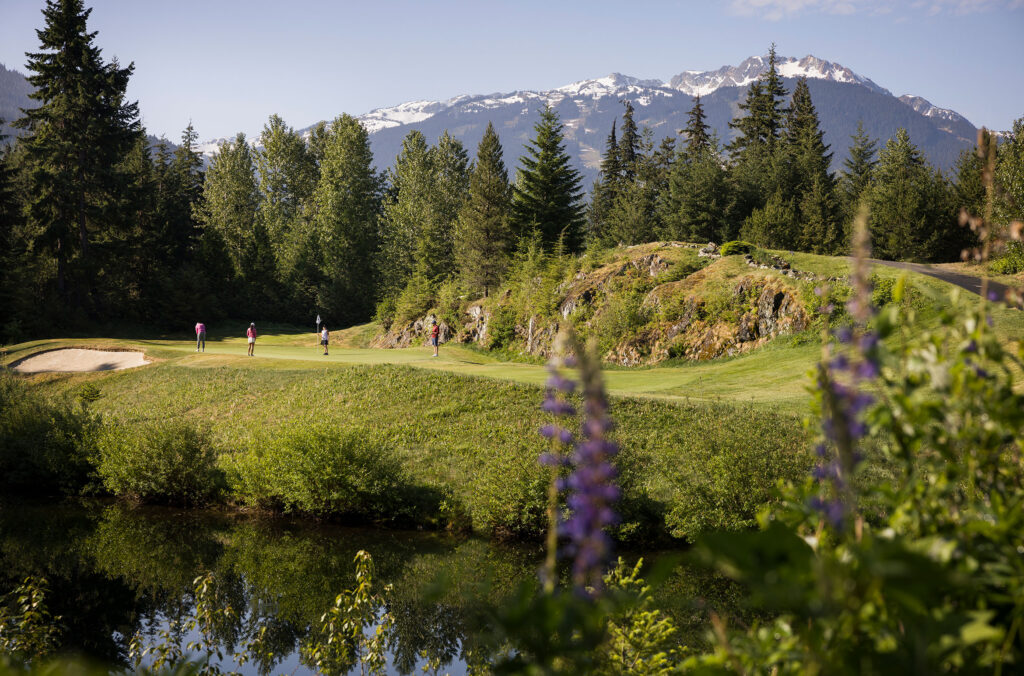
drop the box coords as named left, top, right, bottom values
left=0, top=63, right=35, bottom=141
left=284, top=54, right=977, bottom=187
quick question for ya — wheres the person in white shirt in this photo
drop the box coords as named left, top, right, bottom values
left=320, top=326, right=329, bottom=355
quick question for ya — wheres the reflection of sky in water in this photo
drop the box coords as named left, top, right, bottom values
left=0, top=502, right=725, bottom=673
left=135, top=610, right=470, bottom=675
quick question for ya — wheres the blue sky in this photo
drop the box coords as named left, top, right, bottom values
left=1, top=0, right=1022, bottom=141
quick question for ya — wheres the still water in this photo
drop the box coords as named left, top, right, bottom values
left=0, top=501, right=731, bottom=674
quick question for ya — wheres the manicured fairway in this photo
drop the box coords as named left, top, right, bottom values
left=3, top=332, right=818, bottom=411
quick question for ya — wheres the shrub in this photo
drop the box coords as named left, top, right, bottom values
left=470, top=440, right=550, bottom=539
left=97, top=419, right=220, bottom=506
left=487, top=304, right=517, bottom=350
left=229, top=425, right=429, bottom=524
left=719, top=240, right=756, bottom=257
left=0, top=373, right=99, bottom=496
left=990, top=241, right=1024, bottom=274
left=660, top=405, right=809, bottom=541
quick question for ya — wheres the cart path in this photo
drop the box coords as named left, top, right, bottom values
left=870, top=259, right=1020, bottom=307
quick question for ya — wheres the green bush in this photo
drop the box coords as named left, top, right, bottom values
left=487, top=304, right=517, bottom=350
left=660, top=405, right=809, bottom=541
left=0, top=373, right=99, bottom=496
left=229, top=425, right=430, bottom=524
left=719, top=240, right=757, bottom=257
left=990, top=241, right=1024, bottom=274
left=97, top=419, right=220, bottom=506
left=470, top=442, right=550, bottom=539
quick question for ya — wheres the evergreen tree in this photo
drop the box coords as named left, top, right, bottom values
left=510, top=105, right=585, bottom=251
left=164, top=123, right=204, bottom=264
left=311, top=115, right=381, bottom=323
left=682, top=95, right=712, bottom=158
left=728, top=45, right=788, bottom=160
left=740, top=190, right=799, bottom=250
left=604, top=129, right=661, bottom=246
left=953, top=146, right=986, bottom=220
left=13, top=0, right=141, bottom=309
left=786, top=78, right=839, bottom=253
left=839, top=121, right=879, bottom=221
left=256, top=114, right=317, bottom=282
left=617, top=100, right=640, bottom=181
left=378, top=130, right=435, bottom=301
left=456, top=122, right=512, bottom=297
left=995, top=118, right=1024, bottom=223
left=588, top=120, right=621, bottom=243
left=663, top=134, right=729, bottom=243
left=420, top=131, right=469, bottom=280
left=726, top=45, right=790, bottom=231
left=867, top=128, right=952, bottom=261
left=195, top=134, right=262, bottom=283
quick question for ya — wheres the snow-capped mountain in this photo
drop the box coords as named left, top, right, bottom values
left=192, top=54, right=979, bottom=184
left=898, top=95, right=967, bottom=124
left=669, top=55, right=889, bottom=97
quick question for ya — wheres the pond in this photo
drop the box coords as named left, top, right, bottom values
left=0, top=501, right=739, bottom=674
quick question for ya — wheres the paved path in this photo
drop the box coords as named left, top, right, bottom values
left=869, top=259, right=1020, bottom=307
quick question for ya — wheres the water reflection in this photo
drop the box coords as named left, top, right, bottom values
left=0, top=502, right=736, bottom=674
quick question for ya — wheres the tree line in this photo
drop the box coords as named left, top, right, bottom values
left=1, top=4, right=1022, bottom=341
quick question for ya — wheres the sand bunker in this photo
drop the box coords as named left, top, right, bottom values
left=10, top=349, right=150, bottom=373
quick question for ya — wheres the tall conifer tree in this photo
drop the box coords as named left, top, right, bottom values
left=510, top=105, right=585, bottom=251
left=683, top=95, right=711, bottom=158
left=14, top=0, right=141, bottom=308
left=312, top=115, right=381, bottom=323
left=839, top=121, right=879, bottom=220
left=456, top=122, right=512, bottom=296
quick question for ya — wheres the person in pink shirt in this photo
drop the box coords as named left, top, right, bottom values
left=195, top=322, right=206, bottom=352
left=247, top=322, right=257, bottom=356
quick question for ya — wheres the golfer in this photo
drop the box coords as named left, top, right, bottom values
left=247, top=322, right=257, bottom=356
left=195, top=321, right=206, bottom=352
left=321, top=325, right=329, bottom=355
left=430, top=319, right=440, bottom=357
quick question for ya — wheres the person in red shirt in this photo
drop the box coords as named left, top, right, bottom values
left=430, top=320, right=440, bottom=357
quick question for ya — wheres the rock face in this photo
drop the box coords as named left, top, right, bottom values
left=371, top=314, right=453, bottom=349
left=373, top=244, right=813, bottom=367
left=604, top=276, right=809, bottom=366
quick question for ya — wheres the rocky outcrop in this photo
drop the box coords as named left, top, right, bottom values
left=371, top=314, right=453, bottom=349
left=559, top=253, right=670, bottom=318
left=605, top=275, right=809, bottom=366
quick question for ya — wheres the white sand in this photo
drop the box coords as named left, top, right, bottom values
left=10, top=349, right=150, bottom=373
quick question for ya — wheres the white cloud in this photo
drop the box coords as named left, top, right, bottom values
left=728, top=0, right=1021, bottom=19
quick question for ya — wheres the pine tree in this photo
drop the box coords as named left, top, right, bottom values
left=13, top=0, right=141, bottom=308
left=311, top=115, right=381, bottom=323
left=195, top=134, right=261, bottom=282
left=164, top=123, right=204, bottom=264
left=726, top=45, right=790, bottom=230
left=995, top=118, right=1024, bottom=223
left=953, top=147, right=986, bottom=221
left=839, top=121, right=879, bottom=221
left=456, top=122, right=512, bottom=297
left=602, top=129, right=659, bottom=245
left=378, top=130, right=435, bottom=300
left=867, top=128, right=945, bottom=261
left=420, top=131, right=469, bottom=280
left=682, top=95, right=711, bottom=158
left=588, top=120, right=621, bottom=243
left=510, top=105, right=585, bottom=251
left=256, top=114, right=317, bottom=284
left=618, top=100, right=640, bottom=181
left=663, top=134, right=729, bottom=243
left=786, top=78, right=839, bottom=253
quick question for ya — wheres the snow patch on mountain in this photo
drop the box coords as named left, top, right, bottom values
left=897, top=95, right=967, bottom=124
left=668, top=54, right=889, bottom=97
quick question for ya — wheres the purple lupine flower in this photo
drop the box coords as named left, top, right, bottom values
left=561, top=350, right=620, bottom=594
